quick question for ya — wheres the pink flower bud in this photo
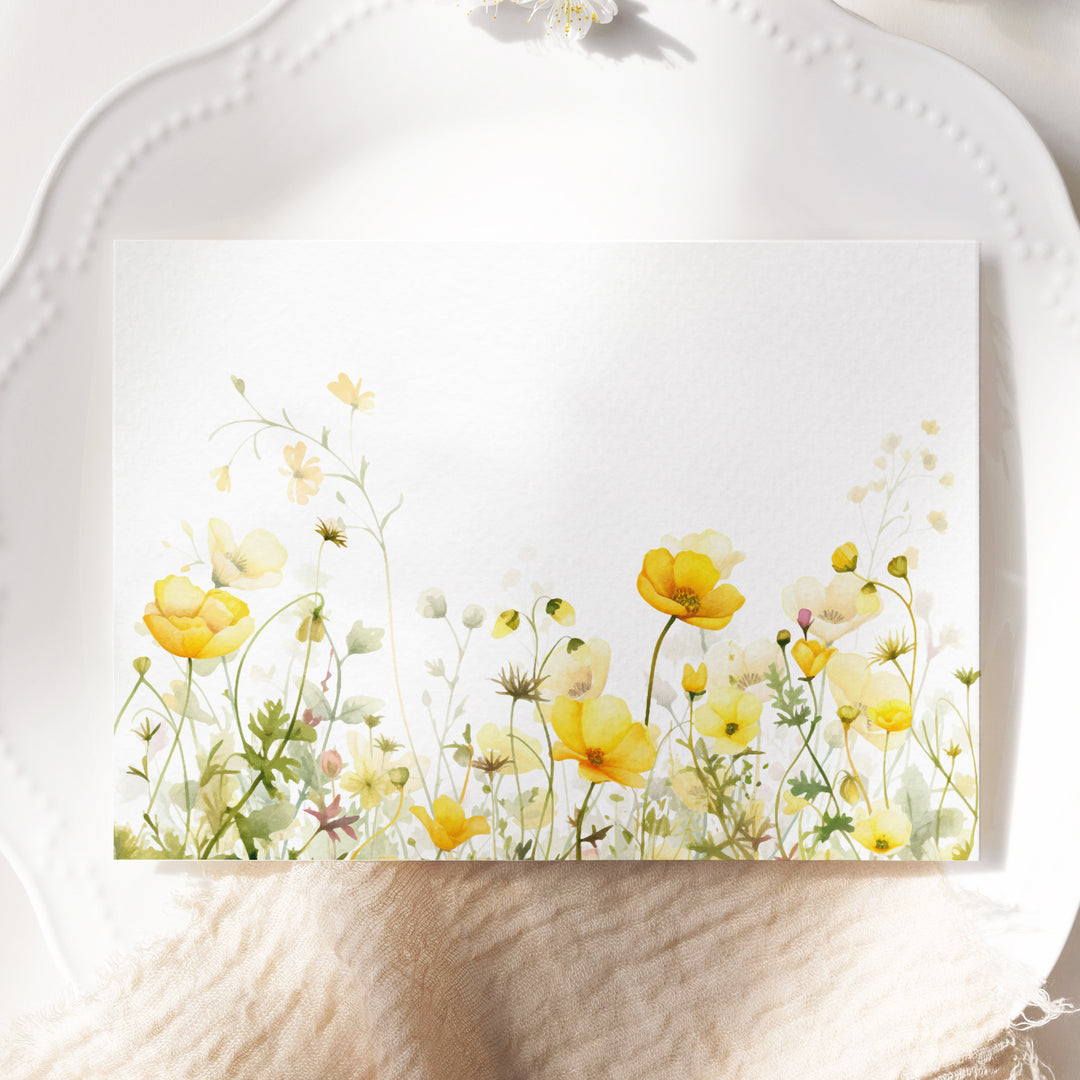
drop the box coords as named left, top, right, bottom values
left=797, top=608, right=813, bottom=632
left=320, top=750, right=343, bottom=778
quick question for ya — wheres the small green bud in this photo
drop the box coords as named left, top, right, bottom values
left=887, top=555, right=909, bottom=579
left=388, top=767, right=410, bottom=788
left=837, top=705, right=860, bottom=726
left=839, top=774, right=862, bottom=805
left=133, top=657, right=151, bottom=676
left=230, top=374, right=245, bottom=394
left=776, top=629, right=791, bottom=649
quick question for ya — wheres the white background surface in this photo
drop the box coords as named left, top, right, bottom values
left=0, top=0, right=1077, bottom=1070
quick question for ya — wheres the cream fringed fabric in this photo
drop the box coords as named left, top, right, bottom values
left=0, top=863, right=1065, bottom=1079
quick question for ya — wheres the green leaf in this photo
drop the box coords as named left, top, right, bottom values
left=346, top=620, right=385, bottom=655
left=336, top=491, right=346, bottom=504
left=379, top=493, right=404, bottom=532
left=813, top=812, right=854, bottom=844
left=789, top=771, right=830, bottom=802
left=320, top=425, right=330, bottom=448
left=452, top=744, right=472, bottom=768
left=337, top=694, right=385, bottom=725
left=243, top=799, right=297, bottom=841
left=514, top=840, right=533, bottom=860
left=168, top=780, right=200, bottom=812
left=230, top=374, right=245, bottom=395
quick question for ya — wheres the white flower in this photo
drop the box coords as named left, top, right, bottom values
left=660, top=529, right=745, bottom=580
left=781, top=575, right=879, bottom=645
left=537, top=637, right=611, bottom=721
left=416, top=588, right=448, bottom=619
left=511, top=0, right=616, bottom=39
left=703, top=637, right=782, bottom=701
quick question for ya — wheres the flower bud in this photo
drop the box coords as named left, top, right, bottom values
left=132, top=656, right=152, bottom=676
left=856, top=582, right=880, bottom=615
left=797, top=608, right=813, bottom=634
left=839, top=774, right=862, bottom=805
left=837, top=705, right=860, bottom=726
left=681, top=663, right=707, bottom=697
left=320, top=750, right=343, bottom=778
left=388, top=766, right=410, bottom=788
left=461, top=604, right=485, bottom=630
left=492, top=609, right=521, bottom=639
left=416, top=588, right=448, bottom=619
left=887, top=555, right=908, bottom=579
left=545, top=598, right=576, bottom=627
left=776, top=629, right=791, bottom=649
left=831, top=542, right=859, bottom=574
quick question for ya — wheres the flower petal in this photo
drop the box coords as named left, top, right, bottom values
left=237, top=529, right=288, bottom=577
left=154, top=575, right=206, bottom=619
left=671, top=551, right=720, bottom=596
left=550, top=697, right=586, bottom=754
left=579, top=696, right=633, bottom=752
left=457, top=815, right=491, bottom=843
left=607, top=722, right=656, bottom=774
left=432, top=795, right=466, bottom=837
left=196, top=616, right=254, bottom=659
left=640, top=548, right=676, bottom=597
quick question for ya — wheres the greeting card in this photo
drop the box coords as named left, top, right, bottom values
left=113, top=241, right=978, bottom=861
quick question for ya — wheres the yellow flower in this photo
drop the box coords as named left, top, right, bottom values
left=791, top=639, right=837, bottom=679
left=550, top=695, right=656, bottom=788
left=143, top=576, right=253, bottom=659
left=295, top=598, right=327, bottom=643
left=846, top=485, right=869, bottom=505
left=671, top=768, right=710, bottom=813
left=825, top=653, right=909, bottom=752
left=940, top=472, right=955, bottom=489
left=921, top=450, right=938, bottom=471
left=852, top=808, right=911, bottom=854
left=207, top=519, right=287, bottom=590
left=209, top=465, right=231, bottom=492
left=922, top=419, right=940, bottom=435
left=927, top=510, right=948, bottom=533
left=881, top=433, right=902, bottom=453
left=866, top=698, right=913, bottom=733
left=681, top=663, right=707, bottom=696
left=659, top=529, right=745, bottom=579
left=831, top=542, right=859, bottom=574
left=410, top=796, right=490, bottom=852
left=340, top=753, right=394, bottom=810
left=782, top=791, right=810, bottom=815
left=327, top=373, right=375, bottom=413
left=637, top=548, right=745, bottom=631
left=279, top=442, right=324, bottom=505
left=694, top=687, right=762, bottom=755
left=475, top=721, right=544, bottom=775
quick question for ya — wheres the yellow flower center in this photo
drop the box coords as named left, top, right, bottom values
left=585, top=748, right=605, bottom=766
left=724, top=722, right=739, bottom=737
left=672, top=587, right=700, bottom=613
left=874, top=837, right=890, bottom=851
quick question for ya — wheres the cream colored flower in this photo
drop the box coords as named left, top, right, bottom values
left=279, top=442, right=323, bottom=505
left=703, top=638, right=782, bottom=701
left=475, top=722, right=544, bottom=775
left=847, top=485, right=869, bottom=505
left=327, top=372, right=375, bottom=413
left=694, top=687, right=762, bottom=755
left=660, top=529, right=745, bottom=580
left=922, top=420, right=940, bottom=435
left=940, top=472, right=955, bottom=488
left=904, top=546, right=919, bottom=570
left=873, top=456, right=887, bottom=470
left=536, top=637, right=611, bottom=722
left=927, top=510, right=948, bottom=534
left=670, top=768, right=710, bottom=813
left=162, top=679, right=213, bottom=724
left=921, top=451, right=938, bottom=471
left=340, top=753, right=394, bottom=810
left=826, top=653, right=909, bottom=751
left=881, top=433, right=902, bottom=453
left=781, top=575, right=879, bottom=645
left=783, top=791, right=811, bottom=815
left=207, top=519, right=287, bottom=590
left=870, top=477, right=886, bottom=492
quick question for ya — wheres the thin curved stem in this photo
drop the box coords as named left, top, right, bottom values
left=643, top=616, right=677, bottom=728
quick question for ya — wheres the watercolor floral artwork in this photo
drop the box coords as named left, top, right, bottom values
left=113, top=241, right=979, bottom=861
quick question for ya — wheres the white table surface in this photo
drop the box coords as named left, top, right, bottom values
left=0, top=0, right=1077, bottom=1070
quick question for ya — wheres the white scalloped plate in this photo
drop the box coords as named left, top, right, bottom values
left=1, top=0, right=1078, bottom=993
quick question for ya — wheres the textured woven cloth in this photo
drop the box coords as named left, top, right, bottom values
left=0, top=863, right=1067, bottom=1079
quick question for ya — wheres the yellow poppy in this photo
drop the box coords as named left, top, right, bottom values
left=694, top=687, right=762, bottom=755
left=637, top=548, right=745, bottom=631
left=867, top=699, right=913, bottom=733
left=143, top=575, right=253, bottom=660
left=209, top=465, right=231, bottom=492
left=327, top=373, right=375, bottom=413
left=550, top=695, right=656, bottom=788
left=831, top=542, right=859, bottom=574
left=791, top=639, right=837, bottom=679
left=279, top=442, right=324, bottom=505
left=852, top=808, right=911, bottom=855
left=681, top=663, right=707, bottom=696
left=410, top=796, right=490, bottom=852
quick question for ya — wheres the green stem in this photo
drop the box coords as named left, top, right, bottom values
left=882, top=731, right=890, bottom=809
left=643, top=616, right=677, bottom=728
left=113, top=674, right=147, bottom=734
left=575, top=782, right=597, bottom=861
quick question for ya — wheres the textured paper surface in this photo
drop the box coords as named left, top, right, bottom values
left=113, top=241, right=979, bottom=861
